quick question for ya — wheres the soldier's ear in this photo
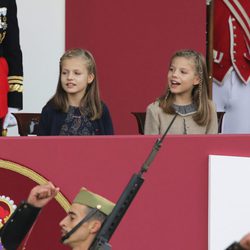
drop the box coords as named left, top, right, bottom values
left=89, top=220, right=102, bottom=234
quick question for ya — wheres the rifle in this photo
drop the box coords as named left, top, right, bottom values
left=90, top=114, right=177, bottom=250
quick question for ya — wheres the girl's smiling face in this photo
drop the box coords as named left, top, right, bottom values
left=168, top=56, right=200, bottom=102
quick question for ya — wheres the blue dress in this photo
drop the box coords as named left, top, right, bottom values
left=38, top=102, right=114, bottom=135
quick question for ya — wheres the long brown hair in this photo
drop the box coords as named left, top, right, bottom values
left=159, top=49, right=211, bottom=126
left=49, top=48, right=102, bottom=120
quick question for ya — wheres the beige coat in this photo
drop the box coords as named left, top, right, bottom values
left=144, top=100, right=218, bottom=135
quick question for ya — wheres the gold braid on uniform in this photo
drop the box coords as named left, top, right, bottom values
left=8, top=76, right=23, bottom=92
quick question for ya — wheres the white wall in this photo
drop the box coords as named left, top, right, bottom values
left=209, top=155, right=250, bottom=250
left=8, top=0, right=65, bottom=135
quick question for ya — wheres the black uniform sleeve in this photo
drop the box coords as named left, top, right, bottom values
left=0, top=201, right=41, bottom=250
left=3, top=0, right=23, bottom=109
left=225, top=242, right=247, bottom=250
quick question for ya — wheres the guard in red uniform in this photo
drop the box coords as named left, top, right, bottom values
left=213, top=0, right=250, bottom=133
left=0, top=0, right=23, bottom=135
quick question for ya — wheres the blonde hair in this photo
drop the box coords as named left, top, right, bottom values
left=159, top=49, right=211, bottom=126
left=50, top=48, right=102, bottom=120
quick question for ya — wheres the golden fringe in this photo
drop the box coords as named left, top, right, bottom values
left=0, top=159, right=70, bottom=212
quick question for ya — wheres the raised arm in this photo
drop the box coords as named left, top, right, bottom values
left=0, top=182, right=59, bottom=250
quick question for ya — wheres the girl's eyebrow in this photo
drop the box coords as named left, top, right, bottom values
left=171, top=66, right=190, bottom=71
left=61, top=68, right=81, bottom=71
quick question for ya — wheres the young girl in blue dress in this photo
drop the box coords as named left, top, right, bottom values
left=38, top=48, right=114, bottom=135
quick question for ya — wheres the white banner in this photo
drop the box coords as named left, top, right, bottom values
left=209, top=155, right=250, bottom=250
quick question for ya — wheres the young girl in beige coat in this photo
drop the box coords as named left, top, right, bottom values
left=144, top=49, right=218, bottom=134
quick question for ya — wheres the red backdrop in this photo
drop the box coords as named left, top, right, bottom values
left=1, top=135, right=250, bottom=249
left=66, top=0, right=206, bottom=134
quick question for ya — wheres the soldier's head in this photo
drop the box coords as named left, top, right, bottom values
left=59, top=188, right=115, bottom=249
